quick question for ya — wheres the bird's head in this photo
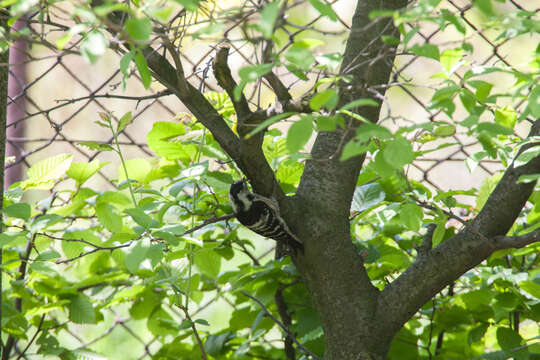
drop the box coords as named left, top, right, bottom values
left=229, top=178, right=251, bottom=212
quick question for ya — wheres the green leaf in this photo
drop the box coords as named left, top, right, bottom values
left=496, top=327, right=526, bottom=359
left=400, top=203, right=423, bottom=232
left=146, top=121, right=192, bottom=161
left=519, top=281, right=540, bottom=299
left=238, top=63, right=274, bottom=83
left=286, top=116, right=313, bottom=153
left=441, top=9, right=466, bottom=34
left=96, top=203, right=123, bottom=233
left=382, top=137, right=415, bottom=169
left=56, top=24, right=85, bottom=50
left=315, top=115, right=342, bottom=132
left=21, top=154, right=73, bottom=190
left=81, top=30, right=108, bottom=64
left=245, top=112, right=296, bottom=139
left=0, top=232, right=27, bottom=248
left=476, top=173, right=502, bottom=210
left=68, top=294, right=96, bottom=324
left=514, top=145, right=540, bottom=167
left=67, top=160, right=107, bottom=185
left=124, top=208, right=156, bottom=229
left=255, top=1, right=279, bottom=38
left=440, top=48, right=463, bottom=74
left=79, top=141, right=115, bottom=152
left=61, top=239, right=85, bottom=259
left=29, top=214, right=63, bottom=233
left=477, top=122, right=514, bottom=136
left=310, top=89, right=338, bottom=111
left=432, top=217, right=447, bottom=247
left=134, top=50, right=152, bottom=89
left=93, top=2, right=129, bottom=16
left=285, top=45, right=315, bottom=70
left=315, top=52, right=342, bottom=71
left=410, top=43, right=439, bottom=60
left=175, top=0, right=202, bottom=12
left=180, top=161, right=208, bottom=179
left=339, top=98, right=378, bottom=111
left=125, top=240, right=149, bottom=274
left=434, top=124, right=456, bottom=136
left=117, top=111, right=133, bottom=133
left=529, top=85, right=540, bottom=118
left=517, top=173, right=540, bottom=184
left=351, top=183, right=386, bottom=213
left=3, top=203, right=31, bottom=220
left=308, top=0, right=338, bottom=21
left=355, top=123, right=392, bottom=142
left=340, top=141, right=369, bottom=161
left=194, top=318, right=209, bottom=326
left=235, top=63, right=274, bottom=100
left=469, top=80, right=493, bottom=103
left=372, top=151, right=395, bottom=178
left=458, top=289, right=494, bottom=310
left=494, top=106, right=516, bottom=129
left=125, top=17, right=152, bottom=42
left=276, top=160, right=304, bottom=190
left=194, top=249, right=221, bottom=278
left=118, top=158, right=152, bottom=184
left=119, top=50, right=135, bottom=90
left=475, top=0, right=496, bottom=16
left=204, top=332, right=232, bottom=356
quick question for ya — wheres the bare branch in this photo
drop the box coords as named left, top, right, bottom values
left=274, top=285, right=295, bottom=360
left=176, top=304, right=209, bottom=360
left=492, top=229, right=540, bottom=250
left=161, top=36, right=190, bottom=97
left=212, top=45, right=252, bottom=120
left=181, top=214, right=235, bottom=236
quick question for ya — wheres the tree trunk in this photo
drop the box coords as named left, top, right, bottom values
left=290, top=1, right=408, bottom=358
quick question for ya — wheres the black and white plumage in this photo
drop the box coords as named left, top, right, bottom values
left=229, top=179, right=303, bottom=253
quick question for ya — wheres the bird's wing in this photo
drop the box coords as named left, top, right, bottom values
left=251, top=193, right=280, bottom=215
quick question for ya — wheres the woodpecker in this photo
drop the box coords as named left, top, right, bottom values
left=229, top=179, right=303, bottom=254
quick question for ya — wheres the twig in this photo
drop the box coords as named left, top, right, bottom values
left=241, top=291, right=320, bottom=360
left=2, top=234, right=36, bottom=360
left=238, top=241, right=260, bottom=266
left=55, top=90, right=172, bottom=104
left=181, top=214, right=235, bottom=236
left=274, top=285, right=295, bottom=360
left=177, top=304, right=209, bottom=360
left=161, top=36, right=190, bottom=97
left=16, top=314, right=45, bottom=360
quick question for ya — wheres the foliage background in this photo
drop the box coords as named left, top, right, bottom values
left=1, top=0, right=540, bottom=359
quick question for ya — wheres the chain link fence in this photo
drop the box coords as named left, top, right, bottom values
left=2, top=0, right=539, bottom=358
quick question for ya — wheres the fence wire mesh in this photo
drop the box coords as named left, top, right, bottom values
left=2, top=0, right=539, bottom=358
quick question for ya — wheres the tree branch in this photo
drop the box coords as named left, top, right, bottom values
left=492, top=229, right=540, bottom=250
left=290, top=2, right=407, bottom=358
left=2, top=235, right=35, bottom=360
left=212, top=45, right=252, bottom=121
left=378, top=119, right=540, bottom=336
